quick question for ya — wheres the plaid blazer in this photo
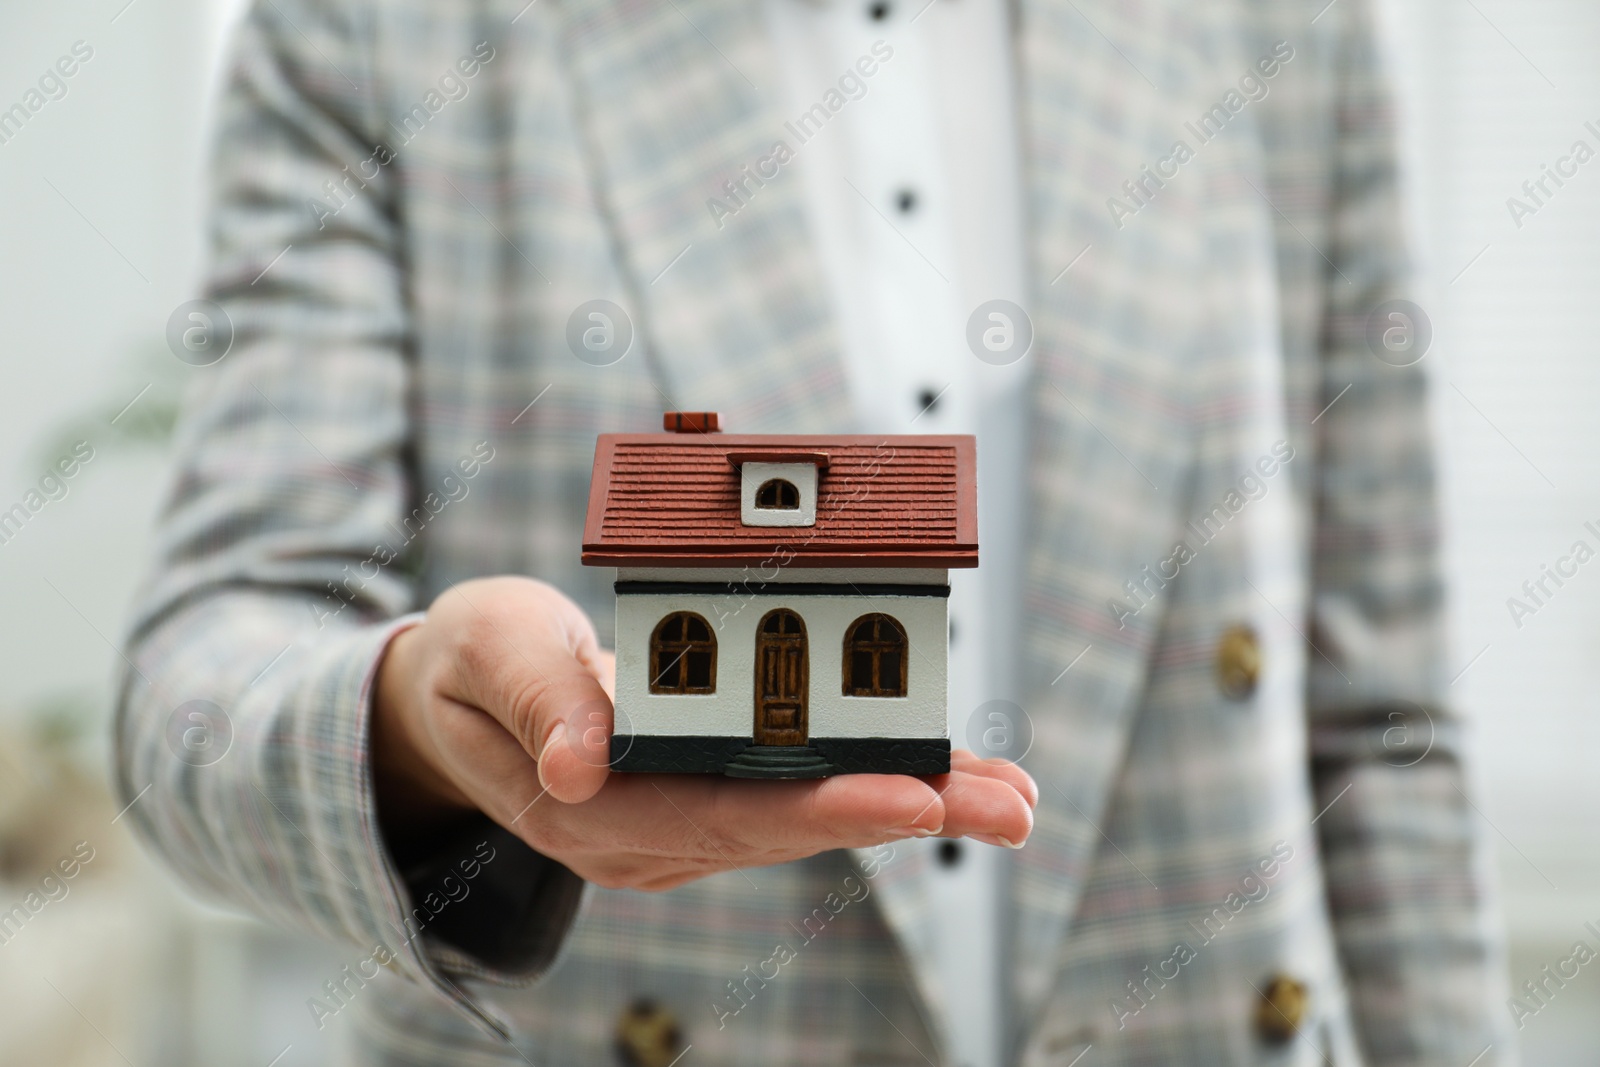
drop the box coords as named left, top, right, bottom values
left=116, top=0, right=1514, bottom=1062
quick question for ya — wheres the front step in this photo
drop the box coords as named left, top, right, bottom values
left=722, top=745, right=835, bottom=780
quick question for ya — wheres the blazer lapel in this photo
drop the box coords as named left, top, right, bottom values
left=837, top=0, right=1227, bottom=1023
left=555, top=0, right=853, bottom=433
left=1008, top=0, right=1223, bottom=1015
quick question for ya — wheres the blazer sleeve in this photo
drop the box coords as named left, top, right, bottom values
left=113, top=0, right=583, bottom=1039
left=1302, top=2, right=1513, bottom=1062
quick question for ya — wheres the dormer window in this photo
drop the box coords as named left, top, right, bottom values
left=755, top=478, right=800, bottom=510
left=734, top=457, right=824, bottom=527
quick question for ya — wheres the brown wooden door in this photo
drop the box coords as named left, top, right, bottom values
left=754, top=609, right=808, bottom=745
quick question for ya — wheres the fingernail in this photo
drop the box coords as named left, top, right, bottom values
left=969, top=833, right=1024, bottom=850
left=893, top=825, right=942, bottom=838
left=537, top=722, right=565, bottom=789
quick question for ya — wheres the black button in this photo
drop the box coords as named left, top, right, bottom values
left=868, top=1, right=891, bottom=20
left=917, top=387, right=940, bottom=413
left=937, top=840, right=963, bottom=867
left=895, top=187, right=918, bottom=213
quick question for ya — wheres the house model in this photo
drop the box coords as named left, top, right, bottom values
left=581, top=412, right=978, bottom=779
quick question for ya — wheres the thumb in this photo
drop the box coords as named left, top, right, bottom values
left=530, top=671, right=616, bottom=804
left=438, top=579, right=615, bottom=804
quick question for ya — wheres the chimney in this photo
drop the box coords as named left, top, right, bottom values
left=663, top=411, right=723, bottom=434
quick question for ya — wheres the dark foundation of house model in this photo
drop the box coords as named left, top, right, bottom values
left=581, top=412, right=977, bottom=779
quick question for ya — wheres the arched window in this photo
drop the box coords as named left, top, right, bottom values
left=650, top=612, right=717, bottom=694
left=843, top=613, right=907, bottom=697
left=755, top=478, right=800, bottom=510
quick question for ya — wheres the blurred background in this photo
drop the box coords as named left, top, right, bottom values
left=1, top=0, right=1597, bottom=1062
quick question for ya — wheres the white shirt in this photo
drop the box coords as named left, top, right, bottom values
left=763, top=2, right=1030, bottom=1064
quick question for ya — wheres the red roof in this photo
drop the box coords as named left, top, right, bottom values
left=582, top=433, right=977, bottom=567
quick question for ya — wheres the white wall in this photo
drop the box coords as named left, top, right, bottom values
left=0, top=0, right=241, bottom=723
left=1380, top=0, right=1600, bottom=1055
left=0, top=5, right=354, bottom=1066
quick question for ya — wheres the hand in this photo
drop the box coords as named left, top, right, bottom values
left=373, top=576, right=1037, bottom=891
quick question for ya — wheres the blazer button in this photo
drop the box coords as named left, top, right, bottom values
left=1216, top=624, right=1261, bottom=700
left=1253, top=974, right=1309, bottom=1044
left=614, top=998, right=683, bottom=1067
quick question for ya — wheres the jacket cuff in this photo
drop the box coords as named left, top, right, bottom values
left=385, top=817, right=589, bottom=982
left=354, top=615, right=588, bottom=1037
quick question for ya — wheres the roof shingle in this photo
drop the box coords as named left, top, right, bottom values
left=582, top=433, right=977, bottom=567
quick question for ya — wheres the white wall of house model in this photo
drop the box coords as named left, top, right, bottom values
left=613, top=567, right=948, bottom=740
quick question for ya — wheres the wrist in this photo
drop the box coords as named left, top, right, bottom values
left=372, top=623, right=476, bottom=828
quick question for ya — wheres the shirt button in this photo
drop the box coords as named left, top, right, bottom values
left=1253, top=974, right=1309, bottom=1044
left=937, top=840, right=963, bottom=867
left=1215, top=623, right=1260, bottom=700
left=916, top=387, right=941, bottom=415
left=895, top=187, right=918, bottom=214
left=867, top=0, right=891, bottom=20
left=615, top=998, right=683, bottom=1067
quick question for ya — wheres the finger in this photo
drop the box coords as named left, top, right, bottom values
left=949, top=749, right=1039, bottom=809
left=925, top=771, right=1034, bottom=848
left=436, top=581, right=613, bottom=804
left=589, top=648, right=617, bottom=701
left=548, top=772, right=948, bottom=862
left=670, top=773, right=946, bottom=851
left=633, top=870, right=711, bottom=893
left=427, top=696, right=551, bottom=830
left=774, top=772, right=948, bottom=843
